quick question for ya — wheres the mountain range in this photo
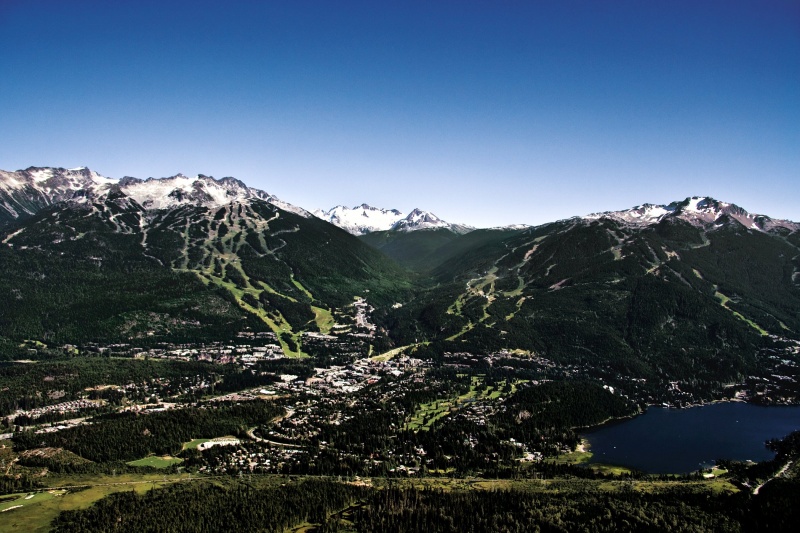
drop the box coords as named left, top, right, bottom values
left=313, top=204, right=473, bottom=235
left=1, top=166, right=799, bottom=392
left=0, top=166, right=309, bottom=225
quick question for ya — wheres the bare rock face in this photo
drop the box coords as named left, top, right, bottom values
left=314, top=204, right=473, bottom=235
left=0, top=166, right=310, bottom=226
left=585, top=196, right=800, bottom=234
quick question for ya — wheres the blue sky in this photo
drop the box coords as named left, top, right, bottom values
left=1, top=1, right=798, bottom=227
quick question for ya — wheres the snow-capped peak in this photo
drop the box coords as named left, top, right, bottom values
left=487, top=223, right=531, bottom=231
left=314, top=204, right=473, bottom=235
left=118, top=172, right=311, bottom=215
left=393, top=208, right=442, bottom=231
left=393, top=208, right=474, bottom=234
left=313, top=204, right=407, bottom=235
left=585, top=203, right=676, bottom=226
left=120, top=174, right=251, bottom=210
left=0, top=166, right=310, bottom=223
left=584, top=196, right=799, bottom=233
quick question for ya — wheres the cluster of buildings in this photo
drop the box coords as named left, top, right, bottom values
left=10, top=399, right=102, bottom=422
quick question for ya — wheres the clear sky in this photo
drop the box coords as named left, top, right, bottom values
left=1, top=0, right=798, bottom=227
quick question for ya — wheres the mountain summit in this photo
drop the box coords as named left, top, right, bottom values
left=0, top=166, right=309, bottom=225
left=314, top=204, right=473, bottom=235
left=585, top=196, right=800, bottom=233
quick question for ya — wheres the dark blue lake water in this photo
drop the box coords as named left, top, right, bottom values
left=581, top=402, right=800, bottom=474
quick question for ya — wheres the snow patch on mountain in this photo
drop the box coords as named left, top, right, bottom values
left=0, top=166, right=311, bottom=222
left=314, top=204, right=473, bottom=235
left=313, top=204, right=404, bottom=235
left=487, top=224, right=531, bottom=231
left=585, top=203, right=676, bottom=226
left=121, top=174, right=254, bottom=210
left=585, top=196, right=800, bottom=233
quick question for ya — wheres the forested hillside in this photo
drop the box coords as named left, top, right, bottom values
left=381, top=213, right=800, bottom=385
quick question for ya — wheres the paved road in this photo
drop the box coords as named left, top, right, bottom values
left=753, top=460, right=793, bottom=495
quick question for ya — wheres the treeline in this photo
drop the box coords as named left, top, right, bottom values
left=13, top=401, right=283, bottom=462
left=51, top=478, right=368, bottom=533
left=0, top=472, right=42, bottom=495
left=48, top=477, right=800, bottom=532
left=353, top=486, right=749, bottom=532
left=718, top=430, right=800, bottom=490
left=767, top=429, right=800, bottom=459
left=501, top=380, right=635, bottom=433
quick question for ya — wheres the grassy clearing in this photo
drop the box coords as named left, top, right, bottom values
left=501, top=273, right=526, bottom=298
left=505, top=296, right=528, bottom=321
left=549, top=440, right=594, bottom=466
left=445, top=321, right=474, bottom=341
left=405, top=400, right=453, bottom=431
left=290, top=278, right=314, bottom=300
left=447, top=268, right=497, bottom=316
left=311, top=306, right=334, bottom=334
left=446, top=265, right=506, bottom=336
left=257, top=281, right=287, bottom=298
left=714, top=290, right=768, bottom=335
left=546, top=439, right=634, bottom=476
left=1, top=491, right=64, bottom=532
left=486, top=388, right=502, bottom=400
left=714, top=291, right=730, bottom=306
left=0, top=491, right=59, bottom=513
left=183, top=438, right=212, bottom=450
left=0, top=473, right=195, bottom=533
left=187, top=262, right=309, bottom=357
left=223, top=286, right=306, bottom=358
left=446, top=296, right=464, bottom=316
left=584, top=463, right=634, bottom=476
left=405, top=377, right=520, bottom=431
left=126, top=456, right=183, bottom=468
left=371, top=345, right=413, bottom=363
left=380, top=475, right=738, bottom=497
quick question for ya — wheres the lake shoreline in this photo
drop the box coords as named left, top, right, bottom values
left=578, top=402, right=800, bottom=474
left=577, top=396, right=798, bottom=435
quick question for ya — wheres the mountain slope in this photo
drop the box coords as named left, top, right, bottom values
left=0, top=167, right=116, bottom=225
left=0, top=168, right=412, bottom=356
left=385, top=198, right=800, bottom=384
left=359, top=227, right=523, bottom=273
left=0, top=166, right=311, bottom=227
left=2, top=167, right=798, bottom=389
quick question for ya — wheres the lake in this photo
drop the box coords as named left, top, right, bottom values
left=581, top=402, right=800, bottom=474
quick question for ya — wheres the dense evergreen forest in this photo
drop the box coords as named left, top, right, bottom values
left=51, top=479, right=368, bottom=533
left=13, top=401, right=283, bottom=462
left=45, top=475, right=800, bottom=532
